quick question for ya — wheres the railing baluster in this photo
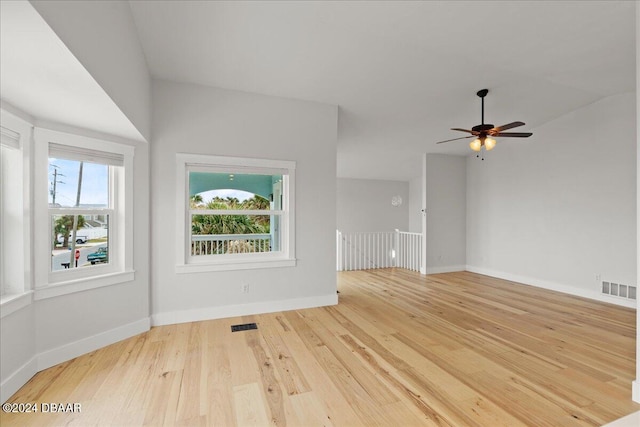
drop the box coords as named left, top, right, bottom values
left=334, top=230, right=422, bottom=273
left=358, top=233, right=362, bottom=271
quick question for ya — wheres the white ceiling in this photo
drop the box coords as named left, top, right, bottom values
left=1, top=1, right=636, bottom=181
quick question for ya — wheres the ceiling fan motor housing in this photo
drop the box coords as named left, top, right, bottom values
left=472, top=124, right=494, bottom=132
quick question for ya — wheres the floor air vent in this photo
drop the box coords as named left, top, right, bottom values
left=602, top=281, right=636, bottom=300
left=231, top=323, right=258, bottom=332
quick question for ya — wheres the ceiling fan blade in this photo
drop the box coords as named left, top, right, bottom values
left=494, top=132, right=533, bottom=138
left=490, top=121, right=525, bottom=133
left=436, top=135, right=475, bottom=144
left=450, top=128, right=477, bottom=135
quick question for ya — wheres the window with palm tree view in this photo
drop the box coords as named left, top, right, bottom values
left=177, top=154, right=295, bottom=272
left=188, top=171, right=285, bottom=256
left=48, top=148, right=114, bottom=272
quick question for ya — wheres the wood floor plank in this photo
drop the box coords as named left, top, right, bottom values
left=233, top=382, right=270, bottom=427
left=203, top=320, right=236, bottom=427
left=276, top=314, right=363, bottom=426
left=2, top=269, right=638, bottom=426
left=288, top=392, right=335, bottom=427
left=284, top=310, right=397, bottom=426
left=457, top=395, right=529, bottom=427
left=258, top=313, right=312, bottom=396
left=302, top=309, right=400, bottom=406
left=244, top=328, right=287, bottom=426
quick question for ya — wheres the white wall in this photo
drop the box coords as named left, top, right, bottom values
left=425, top=154, right=467, bottom=273
left=337, top=178, right=409, bottom=232
left=30, top=0, right=151, bottom=141
left=0, top=304, right=35, bottom=402
left=150, top=80, right=338, bottom=325
left=467, top=92, right=636, bottom=307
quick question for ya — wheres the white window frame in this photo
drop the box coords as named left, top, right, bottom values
left=176, top=153, right=296, bottom=273
left=0, top=110, right=32, bottom=317
left=33, top=128, right=135, bottom=300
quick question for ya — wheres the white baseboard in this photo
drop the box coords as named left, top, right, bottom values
left=2, top=317, right=150, bottom=403
left=37, top=317, right=150, bottom=372
left=465, top=265, right=637, bottom=309
left=633, top=380, right=640, bottom=403
left=151, top=293, right=338, bottom=326
left=1, top=357, right=37, bottom=403
left=4, top=294, right=340, bottom=401
left=425, top=265, right=466, bottom=275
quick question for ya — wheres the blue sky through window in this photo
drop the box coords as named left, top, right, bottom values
left=48, top=158, right=108, bottom=207
left=196, top=189, right=255, bottom=203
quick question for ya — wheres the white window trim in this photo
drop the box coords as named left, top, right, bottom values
left=0, top=110, right=32, bottom=310
left=175, top=153, right=296, bottom=273
left=33, top=128, right=135, bottom=299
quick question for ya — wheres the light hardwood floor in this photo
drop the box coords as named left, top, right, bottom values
left=2, top=270, right=639, bottom=426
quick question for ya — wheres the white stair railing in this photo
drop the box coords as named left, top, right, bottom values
left=395, top=229, right=422, bottom=272
left=336, top=229, right=422, bottom=272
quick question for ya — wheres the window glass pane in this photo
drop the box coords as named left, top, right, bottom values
left=1, top=146, right=7, bottom=293
left=48, top=158, right=109, bottom=208
left=190, top=214, right=277, bottom=255
left=188, top=172, right=282, bottom=211
left=50, top=214, right=109, bottom=271
left=1, top=144, right=22, bottom=295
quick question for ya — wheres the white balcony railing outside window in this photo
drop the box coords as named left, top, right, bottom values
left=191, top=233, right=271, bottom=256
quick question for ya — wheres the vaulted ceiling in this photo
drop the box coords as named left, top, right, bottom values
left=128, top=1, right=635, bottom=180
left=2, top=1, right=636, bottom=181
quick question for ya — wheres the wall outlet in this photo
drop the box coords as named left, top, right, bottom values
left=242, top=283, right=250, bottom=293
left=595, top=274, right=601, bottom=283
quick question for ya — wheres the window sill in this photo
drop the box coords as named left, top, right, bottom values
left=35, top=270, right=135, bottom=300
left=0, top=291, right=33, bottom=318
left=176, top=258, right=296, bottom=273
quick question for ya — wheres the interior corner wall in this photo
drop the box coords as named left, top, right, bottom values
left=634, top=0, right=639, bottom=404
left=30, top=0, right=151, bottom=141
left=408, top=176, right=423, bottom=233
left=150, top=79, right=338, bottom=325
left=424, top=154, right=467, bottom=273
left=0, top=302, right=35, bottom=403
left=466, top=92, right=636, bottom=307
left=337, top=178, right=409, bottom=232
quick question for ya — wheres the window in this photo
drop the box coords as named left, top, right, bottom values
left=176, top=154, right=296, bottom=272
left=0, top=122, right=25, bottom=299
left=48, top=144, right=114, bottom=273
left=34, top=128, right=134, bottom=298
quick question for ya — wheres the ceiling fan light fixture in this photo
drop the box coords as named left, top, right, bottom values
left=484, top=137, right=496, bottom=151
left=435, top=89, right=532, bottom=156
left=470, top=139, right=482, bottom=152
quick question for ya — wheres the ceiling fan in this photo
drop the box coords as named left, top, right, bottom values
left=435, top=89, right=532, bottom=155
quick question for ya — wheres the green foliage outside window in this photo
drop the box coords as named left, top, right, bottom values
left=191, top=195, right=271, bottom=235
